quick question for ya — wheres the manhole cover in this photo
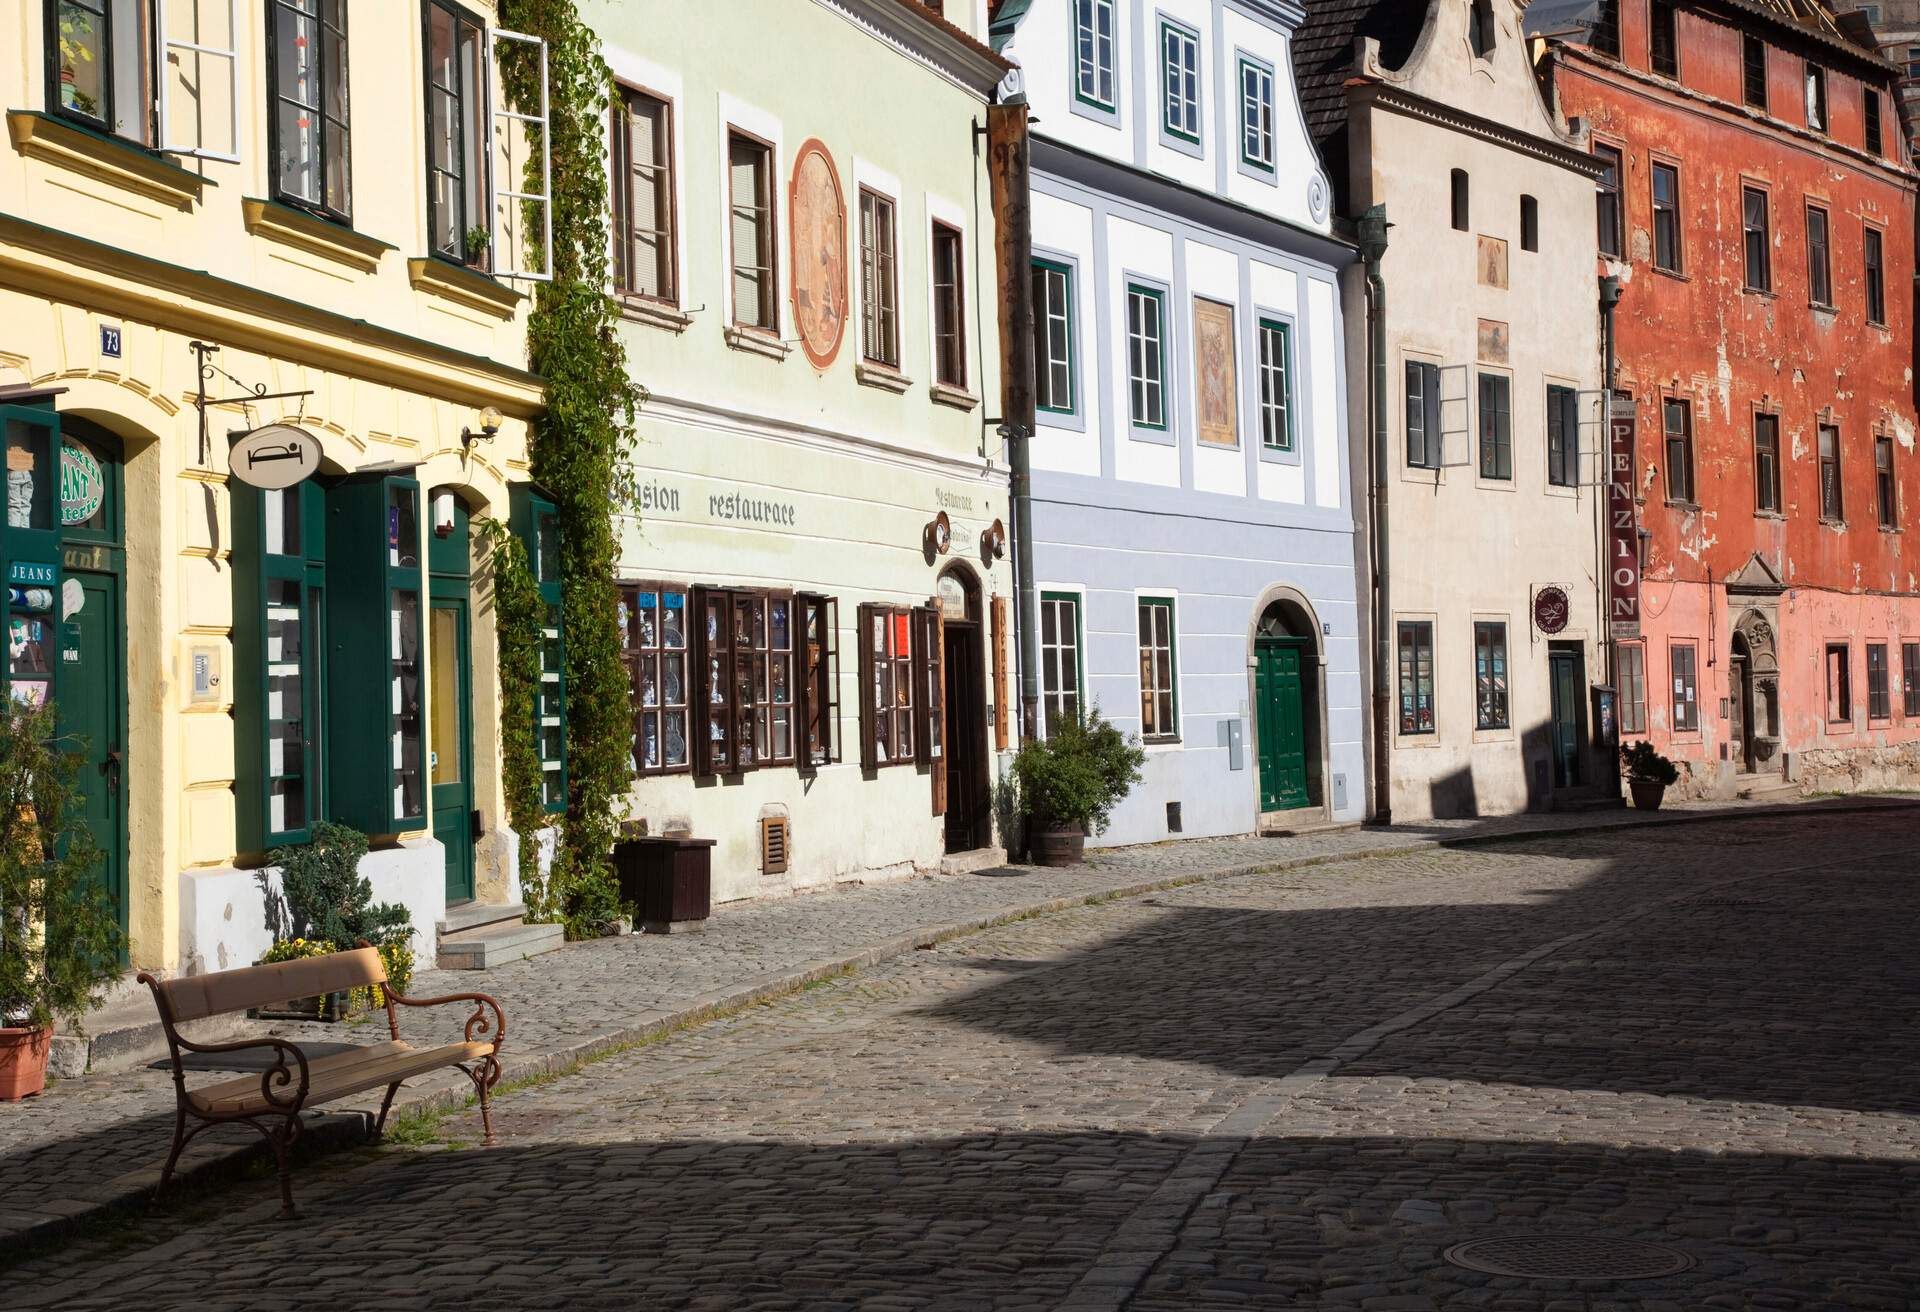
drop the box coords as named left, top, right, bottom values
left=1443, top=1236, right=1695, bottom=1280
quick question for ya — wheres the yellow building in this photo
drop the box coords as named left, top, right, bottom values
left=0, top=0, right=561, bottom=994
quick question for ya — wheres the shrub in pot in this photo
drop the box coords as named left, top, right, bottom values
left=1620, top=739, right=1680, bottom=811
left=260, top=823, right=415, bottom=1020
left=1012, top=709, right=1145, bottom=866
left=0, top=703, right=125, bottom=1099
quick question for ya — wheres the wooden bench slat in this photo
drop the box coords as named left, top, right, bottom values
left=159, top=948, right=386, bottom=1023
left=187, top=1039, right=495, bottom=1116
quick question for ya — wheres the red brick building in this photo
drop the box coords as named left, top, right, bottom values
left=1535, top=0, right=1920, bottom=797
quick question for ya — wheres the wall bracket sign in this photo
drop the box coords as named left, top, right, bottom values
left=190, top=340, right=312, bottom=464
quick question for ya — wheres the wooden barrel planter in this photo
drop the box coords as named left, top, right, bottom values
left=1030, top=826, right=1086, bottom=867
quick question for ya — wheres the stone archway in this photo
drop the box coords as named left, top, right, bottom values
left=1245, top=586, right=1331, bottom=826
left=1734, top=609, right=1782, bottom=775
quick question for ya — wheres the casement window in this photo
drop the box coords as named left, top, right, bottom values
left=1239, top=57, right=1274, bottom=171
left=1473, top=621, right=1510, bottom=730
left=1398, top=621, right=1436, bottom=735
left=1547, top=384, right=1579, bottom=487
left=1903, top=641, right=1920, bottom=717
left=1663, top=397, right=1695, bottom=504
left=800, top=595, right=841, bottom=768
left=49, top=0, right=156, bottom=144
left=1651, top=162, right=1681, bottom=273
left=1618, top=642, right=1648, bottom=734
left=1867, top=643, right=1891, bottom=720
left=1591, top=0, right=1621, bottom=57
left=1127, top=282, right=1168, bottom=430
left=1469, top=0, right=1496, bottom=56
left=620, top=584, right=690, bottom=775
left=1137, top=596, right=1179, bottom=741
left=1160, top=19, right=1200, bottom=144
left=1819, top=422, right=1844, bottom=521
left=931, top=222, right=967, bottom=389
left=613, top=87, right=676, bottom=303
left=1806, top=203, right=1832, bottom=306
left=1741, top=186, right=1770, bottom=292
left=1866, top=87, right=1884, bottom=155
left=425, top=0, right=490, bottom=268
left=857, top=604, right=941, bottom=769
left=1670, top=641, right=1699, bottom=733
left=513, top=488, right=568, bottom=811
left=1074, top=0, right=1117, bottom=110
left=692, top=588, right=801, bottom=774
left=1595, top=143, right=1623, bottom=258
left=1450, top=169, right=1469, bottom=232
left=1805, top=62, right=1827, bottom=132
left=1257, top=317, right=1294, bottom=452
left=269, top=0, right=350, bottom=222
left=1405, top=359, right=1441, bottom=469
left=1743, top=33, right=1768, bottom=109
left=1520, top=195, right=1539, bottom=252
left=860, top=189, right=900, bottom=369
left=1909, top=46, right=1920, bottom=79
left=1865, top=227, right=1887, bottom=324
left=728, top=131, right=778, bottom=332
left=1754, top=412, right=1782, bottom=513
left=1032, top=258, right=1075, bottom=413
left=51, top=0, right=240, bottom=158
left=1040, top=591, right=1084, bottom=735
left=1825, top=642, right=1851, bottom=722
left=1649, top=0, right=1678, bottom=78
left=1876, top=434, right=1898, bottom=528
left=1477, top=373, right=1512, bottom=481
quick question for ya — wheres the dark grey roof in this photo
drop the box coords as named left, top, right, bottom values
left=1291, top=0, right=1431, bottom=211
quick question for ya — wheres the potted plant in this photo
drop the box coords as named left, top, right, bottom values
left=0, top=703, right=125, bottom=1100
left=256, top=823, right=414, bottom=1020
left=1620, top=739, right=1680, bottom=811
left=464, top=226, right=491, bottom=264
left=1011, top=709, right=1145, bottom=866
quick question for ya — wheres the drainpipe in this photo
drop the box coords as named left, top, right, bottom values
left=1356, top=206, right=1391, bottom=825
left=1598, top=273, right=1624, bottom=798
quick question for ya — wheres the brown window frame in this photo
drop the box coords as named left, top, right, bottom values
left=1805, top=61, right=1827, bottom=132
left=621, top=581, right=693, bottom=776
left=1903, top=639, right=1920, bottom=718
left=1650, top=159, right=1682, bottom=274
left=1865, top=224, right=1887, bottom=325
left=1618, top=641, right=1648, bottom=734
left=1670, top=641, right=1699, bottom=734
left=858, top=187, right=901, bottom=369
left=857, top=603, right=939, bottom=769
left=1649, top=0, right=1678, bottom=79
left=798, top=593, right=841, bottom=770
left=1662, top=395, right=1695, bottom=505
left=1753, top=410, right=1782, bottom=514
left=727, top=127, right=779, bottom=333
left=1741, top=184, right=1771, bottom=293
left=931, top=221, right=967, bottom=389
left=691, top=585, right=799, bottom=776
left=1595, top=141, right=1623, bottom=258
left=612, top=84, right=678, bottom=305
left=1865, top=85, right=1884, bottom=156
left=1818, top=421, right=1844, bottom=523
left=1867, top=642, right=1891, bottom=721
left=1742, top=32, right=1767, bottom=110
left=1875, top=433, right=1898, bottom=529
left=1805, top=201, right=1831, bottom=307
left=1825, top=641, right=1851, bottom=723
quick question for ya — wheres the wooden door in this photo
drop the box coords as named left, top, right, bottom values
left=1255, top=639, right=1309, bottom=811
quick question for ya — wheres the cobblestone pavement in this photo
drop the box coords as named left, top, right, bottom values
left=9, top=807, right=1918, bottom=1309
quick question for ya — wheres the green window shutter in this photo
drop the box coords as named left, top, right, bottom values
left=511, top=485, right=568, bottom=813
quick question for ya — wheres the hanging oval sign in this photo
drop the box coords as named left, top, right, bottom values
left=229, top=424, right=321, bottom=490
left=1533, top=585, right=1571, bottom=636
left=60, top=445, right=104, bottom=526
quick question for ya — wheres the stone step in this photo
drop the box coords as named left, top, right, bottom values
left=938, top=847, right=1008, bottom=877
left=436, top=919, right=566, bottom=970
left=437, top=900, right=531, bottom=936
left=50, top=992, right=251, bottom=1078
left=1735, top=773, right=1801, bottom=801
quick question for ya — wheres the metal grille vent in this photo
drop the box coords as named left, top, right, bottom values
left=760, top=816, right=790, bottom=875
left=1443, top=1236, right=1694, bottom=1281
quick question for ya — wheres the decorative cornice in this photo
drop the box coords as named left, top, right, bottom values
left=638, top=392, right=1010, bottom=480
left=813, top=0, right=1011, bottom=98
left=6, top=110, right=210, bottom=210
left=242, top=198, right=392, bottom=274
left=1355, top=84, right=1606, bottom=178
left=406, top=257, right=524, bottom=320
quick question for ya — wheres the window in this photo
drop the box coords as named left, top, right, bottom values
left=621, top=584, right=690, bottom=774
left=48, top=0, right=155, bottom=145
left=1876, top=434, right=1898, bottom=528
left=1754, top=412, right=1782, bottom=513
left=1591, top=0, right=1620, bottom=56
left=614, top=88, right=675, bottom=302
left=1904, top=641, right=1920, bottom=717
left=799, top=595, right=840, bottom=768
left=1239, top=57, right=1275, bottom=171
left=694, top=589, right=799, bottom=774
left=1450, top=169, right=1469, bottom=232
left=1741, top=186, right=1770, bottom=292
left=269, top=0, right=350, bottom=222
left=1161, top=19, right=1200, bottom=143
left=931, top=222, right=967, bottom=389
left=1826, top=642, right=1851, bottom=722
left=859, top=605, right=924, bottom=768
left=1040, top=592, right=1083, bottom=734
left=1819, top=422, right=1843, bottom=521
left=1137, top=597, right=1178, bottom=740
left=1520, top=195, right=1539, bottom=252
left=1470, top=0, right=1497, bottom=56
left=1257, top=318, right=1294, bottom=452
left=1909, top=46, right=1920, bottom=79
left=1806, top=203, right=1831, bottom=306
left=1405, top=359, right=1441, bottom=469
left=1663, top=397, right=1694, bottom=504
left=241, top=483, right=326, bottom=846
left=1547, top=384, right=1579, bottom=487
left=1649, top=0, right=1678, bottom=78
left=1868, top=643, right=1891, bottom=720
left=859, top=189, right=900, bottom=368
left=1866, top=87, right=1884, bottom=155
left=1742, top=32, right=1767, bottom=110
left=1865, top=227, right=1887, bottom=324
left=1473, top=621, right=1509, bottom=730
left=728, top=131, right=777, bottom=332
left=1670, top=642, right=1699, bottom=733
left=1477, top=373, right=1512, bottom=480
left=1127, top=282, right=1167, bottom=430
left=1032, top=258, right=1075, bottom=413
left=425, top=0, right=489, bottom=267
left=1595, top=143, right=1623, bottom=258
left=1651, top=162, right=1681, bottom=273
left=1805, top=62, right=1827, bottom=131
left=514, top=488, right=567, bottom=811
left=1075, top=0, right=1117, bottom=110
left=1397, top=621, right=1435, bottom=735
left=1618, top=642, right=1648, bottom=734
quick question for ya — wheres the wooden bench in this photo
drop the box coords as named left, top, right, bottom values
left=138, top=945, right=505, bottom=1215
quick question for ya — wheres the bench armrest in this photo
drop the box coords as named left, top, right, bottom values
left=170, top=1034, right=312, bottom=1112
left=386, top=989, right=507, bottom=1051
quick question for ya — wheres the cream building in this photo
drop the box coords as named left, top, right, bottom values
left=1, top=0, right=559, bottom=993
left=1296, top=0, right=1612, bottom=818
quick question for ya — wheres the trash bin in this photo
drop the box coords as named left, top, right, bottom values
left=612, top=834, right=715, bottom=934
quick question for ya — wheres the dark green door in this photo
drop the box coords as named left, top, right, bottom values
left=430, top=593, right=474, bottom=903
left=1255, top=639, right=1310, bottom=811
left=1549, top=649, right=1582, bottom=788
left=62, top=569, right=128, bottom=963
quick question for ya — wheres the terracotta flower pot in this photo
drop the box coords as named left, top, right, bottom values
left=0, top=1025, right=52, bottom=1101
left=1030, top=825, right=1086, bottom=867
left=1628, top=779, right=1667, bottom=811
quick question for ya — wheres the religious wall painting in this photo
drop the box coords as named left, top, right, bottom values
left=788, top=139, right=848, bottom=370
left=1193, top=297, right=1238, bottom=448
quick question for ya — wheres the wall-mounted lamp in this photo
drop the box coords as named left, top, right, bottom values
left=432, top=489, right=458, bottom=538
left=462, top=404, right=504, bottom=451
left=924, top=510, right=952, bottom=557
left=980, top=517, right=1006, bottom=563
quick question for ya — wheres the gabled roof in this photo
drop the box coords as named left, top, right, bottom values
left=1291, top=0, right=1431, bottom=185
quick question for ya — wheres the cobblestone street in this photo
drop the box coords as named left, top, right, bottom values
left=10, top=808, right=1920, bottom=1310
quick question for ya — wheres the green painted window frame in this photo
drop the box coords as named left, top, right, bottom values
left=512, top=485, right=569, bottom=814
left=1033, top=258, right=1077, bottom=415
left=1137, top=595, right=1179, bottom=742
left=1072, top=0, right=1118, bottom=111
left=1238, top=56, right=1275, bottom=172
left=1126, top=281, right=1168, bottom=431
left=1256, top=316, right=1294, bottom=451
left=1039, top=590, right=1084, bottom=735
left=1159, top=18, right=1201, bottom=144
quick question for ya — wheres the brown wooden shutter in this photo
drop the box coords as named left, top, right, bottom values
left=796, top=593, right=819, bottom=774
left=824, top=597, right=842, bottom=763
left=925, top=604, right=946, bottom=816
left=857, top=603, right=878, bottom=771
left=691, top=585, right=713, bottom=775
left=992, top=593, right=1009, bottom=750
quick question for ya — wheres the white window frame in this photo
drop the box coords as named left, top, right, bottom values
left=158, top=0, right=242, bottom=163
left=1237, top=54, right=1275, bottom=175
left=489, top=27, right=554, bottom=283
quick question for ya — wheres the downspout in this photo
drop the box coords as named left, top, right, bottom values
left=1356, top=206, right=1391, bottom=825
left=1598, top=273, right=1623, bottom=797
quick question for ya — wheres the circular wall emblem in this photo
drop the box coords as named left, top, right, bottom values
left=1533, top=585, right=1572, bottom=635
left=788, top=139, right=848, bottom=371
left=228, top=424, right=322, bottom=490
left=60, top=445, right=104, bottom=526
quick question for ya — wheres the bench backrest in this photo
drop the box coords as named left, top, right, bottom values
left=154, top=947, right=386, bottom=1023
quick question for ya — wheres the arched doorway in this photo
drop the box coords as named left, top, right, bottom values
left=1732, top=610, right=1781, bottom=776
left=1252, top=595, right=1321, bottom=814
left=427, top=487, right=477, bottom=903
left=937, top=565, right=991, bottom=853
